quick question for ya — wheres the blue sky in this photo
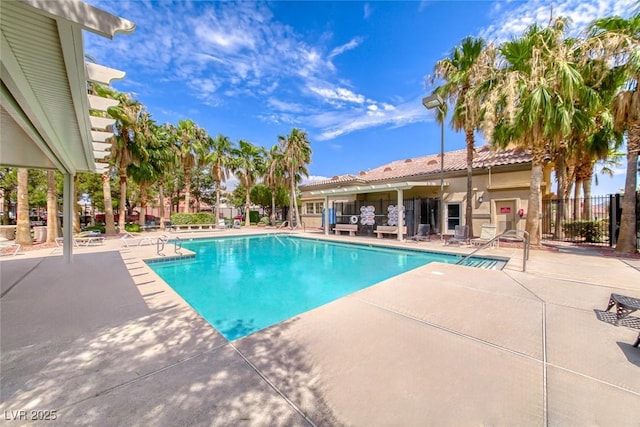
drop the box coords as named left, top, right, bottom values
left=85, top=0, right=634, bottom=195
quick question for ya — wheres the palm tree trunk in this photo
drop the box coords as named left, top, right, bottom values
left=138, top=184, right=148, bottom=227
left=46, top=170, right=59, bottom=242
left=159, top=182, right=166, bottom=228
left=293, top=190, right=301, bottom=228
left=526, top=159, right=543, bottom=246
left=2, top=192, right=11, bottom=225
left=245, top=186, right=251, bottom=227
left=572, top=179, right=580, bottom=221
left=16, top=168, right=31, bottom=246
left=119, top=169, right=127, bottom=232
left=73, top=175, right=81, bottom=233
left=102, top=173, right=117, bottom=235
left=582, top=175, right=592, bottom=221
left=553, top=148, right=566, bottom=239
left=184, top=171, right=191, bottom=213
left=465, top=130, right=474, bottom=238
left=615, top=126, right=639, bottom=254
left=289, top=171, right=297, bottom=228
left=270, top=189, right=276, bottom=226
left=215, top=186, right=221, bottom=224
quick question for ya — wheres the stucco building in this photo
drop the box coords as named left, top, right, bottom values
left=299, top=145, right=552, bottom=239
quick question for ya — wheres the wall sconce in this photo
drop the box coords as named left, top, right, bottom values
left=473, top=188, right=483, bottom=203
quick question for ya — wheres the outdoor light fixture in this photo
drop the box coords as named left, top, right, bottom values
left=422, top=94, right=444, bottom=110
left=422, top=94, right=446, bottom=239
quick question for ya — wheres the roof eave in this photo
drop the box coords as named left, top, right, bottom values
left=19, top=0, right=136, bottom=38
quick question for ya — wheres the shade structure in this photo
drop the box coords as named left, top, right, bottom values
left=0, top=0, right=135, bottom=174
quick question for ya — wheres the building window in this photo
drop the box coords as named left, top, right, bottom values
left=305, top=203, right=314, bottom=214
left=446, top=203, right=461, bottom=232
left=305, top=202, right=324, bottom=215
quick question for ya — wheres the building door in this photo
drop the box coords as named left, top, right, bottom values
left=495, top=200, right=516, bottom=234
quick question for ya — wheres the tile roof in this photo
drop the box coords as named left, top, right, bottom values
left=302, top=145, right=531, bottom=189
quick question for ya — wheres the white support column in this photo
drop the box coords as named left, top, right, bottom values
left=324, top=196, right=330, bottom=235
left=62, top=172, right=74, bottom=263
left=397, top=189, right=404, bottom=241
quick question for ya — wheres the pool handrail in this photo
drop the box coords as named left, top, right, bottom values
left=457, top=229, right=529, bottom=272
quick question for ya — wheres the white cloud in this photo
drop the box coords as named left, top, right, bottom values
left=363, top=3, right=372, bottom=19
left=85, top=1, right=338, bottom=105
left=329, top=37, right=363, bottom=59
left=312, top=98, right=429, bottom=140
left=480, top=0, right=636, bottom=43
left=309, top=86, right=366, bottom=104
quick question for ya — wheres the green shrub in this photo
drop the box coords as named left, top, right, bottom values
left=258, top=216, right=270, bottom=225
left=83, top=225, right=105, bottom=234
left=125, top=223, right=141, bottom=233
left=170, top=212, right=217, bottom=225
left=561, top=220, right=603, bottom=243
left=249, top=210, right=260, bottom=223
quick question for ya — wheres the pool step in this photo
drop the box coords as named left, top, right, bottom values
left=457, top=258, right=507, bottom=270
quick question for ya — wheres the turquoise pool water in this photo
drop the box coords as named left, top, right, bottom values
left=148, top=235, right=465, bottom=341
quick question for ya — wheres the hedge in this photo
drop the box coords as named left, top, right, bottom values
left=561, top=220, right=603, bottom=243
left=170, top=212, right=217, bottom=225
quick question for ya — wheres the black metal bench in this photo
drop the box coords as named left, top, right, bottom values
left=605, top=293, right=640, bottom=347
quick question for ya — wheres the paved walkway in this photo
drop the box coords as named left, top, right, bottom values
left=1, top=229, right=639, bottom=426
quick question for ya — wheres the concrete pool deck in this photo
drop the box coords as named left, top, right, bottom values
left=1, top=229, right=639, bottom=426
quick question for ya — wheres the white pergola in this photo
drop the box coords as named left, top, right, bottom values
left=0, top=0, right=134, bottom=261
left=310, top=181, right=448, bottom=241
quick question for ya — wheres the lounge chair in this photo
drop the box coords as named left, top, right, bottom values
left=470, top=224, right=498, bottom=247
left=445, top=225, right=469, bottom=246
left=410, top=224, right=431, bottom=242
left=0, top=238, right=21, bottom=256
left=233, top=219, right=242, bottom=229
left=120, top=232, right=163, bottom=248
left=56, top=231, right=105, bottom=247
left=217, top=219, right=227, bottom=229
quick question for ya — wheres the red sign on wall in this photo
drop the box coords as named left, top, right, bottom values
left=500, top=207, right=511, bottom=213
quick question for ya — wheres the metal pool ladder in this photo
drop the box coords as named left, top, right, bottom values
left=156, top=235, right=181, bottom=256
left=456, top=229, right=530, bottom=272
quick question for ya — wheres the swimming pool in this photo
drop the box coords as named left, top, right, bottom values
left=148, top=235, right=485, bottom=340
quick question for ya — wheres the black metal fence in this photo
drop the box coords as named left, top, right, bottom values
left=542, top=192, right=639, bottom=247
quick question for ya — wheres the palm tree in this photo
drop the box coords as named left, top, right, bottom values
left=154, top=123, right=179, bottom=228
left=589, top=13, right=640, bottom=254
left=433, top=36, right=487, bottom=238
left=206, top=134, right=233, bottom=223
left=263, top=144, right=286, bottom=225
left=482, top=18, right=595, bottom=245
left=104, top=90, right=150, bottom=232
left=128, top=119, right=174, bottom=227
left=569, top=46, right=628, bottom=222
left=173, top=119, right=206, bottom=214
left=231, top=140, right=265, bottom=227
left=15, top=168, right=31, bottom=246
left=278, top=129, right=312, bottom=228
